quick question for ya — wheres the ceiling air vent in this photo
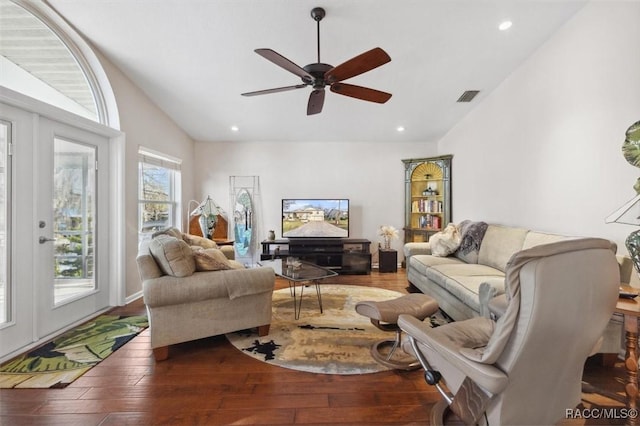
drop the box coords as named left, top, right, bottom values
left=457, top=90, right=480, bottom=103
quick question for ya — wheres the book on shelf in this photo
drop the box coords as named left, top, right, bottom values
left=418, top=214, right=442, bottom=230
left=412, top=199, right=442, bottom=213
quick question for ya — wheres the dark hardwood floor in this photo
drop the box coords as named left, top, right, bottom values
left=0, top=271, right=630, bottom=425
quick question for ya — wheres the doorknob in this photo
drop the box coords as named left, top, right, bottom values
left=39, top=236, right=56, bottom=244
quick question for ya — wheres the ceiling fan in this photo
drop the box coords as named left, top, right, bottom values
left=241, top=7, right=392, bottom=115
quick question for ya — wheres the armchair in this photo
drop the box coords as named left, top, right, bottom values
left=137, top=230, right=275, bottom=361
left=399, top=238, right=619, bottom=425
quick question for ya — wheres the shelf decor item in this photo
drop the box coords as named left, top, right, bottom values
left=378, top=225, right=399, bottom=250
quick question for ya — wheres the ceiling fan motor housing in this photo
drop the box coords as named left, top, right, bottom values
left=303, top=62, right=332, bottom=88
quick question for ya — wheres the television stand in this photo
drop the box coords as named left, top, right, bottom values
left=260, top=238, right=371, bottom=275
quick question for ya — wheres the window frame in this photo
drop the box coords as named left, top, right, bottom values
left=137, top=148, right=182, bottom=244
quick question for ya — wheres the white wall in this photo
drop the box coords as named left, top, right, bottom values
left=439, top=1, right=640, bottom=254
left=193, top=140, right=438, bottom=261
left=97, top=52, right=197, bottom=297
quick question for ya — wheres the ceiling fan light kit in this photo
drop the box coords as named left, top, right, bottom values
left=241, top=7, right=392, bottom=115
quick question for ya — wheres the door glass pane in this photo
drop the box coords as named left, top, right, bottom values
left=0, top=122, right=9, bottom=324
left=53, top=138, right=96, bottom=304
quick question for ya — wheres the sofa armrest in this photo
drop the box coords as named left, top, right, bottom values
left=478, top=278, right=506, bottom=318
left=403, top=242, right=432, bottom=258
left=221, top=245, right=235, bottom=260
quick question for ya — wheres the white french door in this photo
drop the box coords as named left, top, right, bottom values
left=36, top=118, right=111, bottom=336
left=0, top=96, right=119, bottom=360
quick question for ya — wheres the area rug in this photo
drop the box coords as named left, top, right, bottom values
left=226, top=285, right=447, bottom=375
left=0, top=314, right=148, bottom=388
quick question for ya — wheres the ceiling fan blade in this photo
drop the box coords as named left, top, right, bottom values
left=330, top=83, right=392, bottom=104
left=242, top=84, right=307, bottom=97
left=307, top=89, right=325, bottom=115
left=255, top=48, right=313, bottom=82
left=325, top=47, right=391, bottom=83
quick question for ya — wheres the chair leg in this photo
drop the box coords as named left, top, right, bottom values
left=153, top=346, right=169, bottom=361
left=430, top=399, right=448, bottom=426
left=370, top=330, right=420, bottom=370
left=258, top=324, right=270, bottom=336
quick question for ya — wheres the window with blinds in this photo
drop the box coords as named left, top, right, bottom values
left=138, top=148, right=182, bottom=243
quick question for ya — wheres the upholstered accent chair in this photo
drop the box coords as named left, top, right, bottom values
left=136, top=229, right=275, bottom=361
left=399, top=238, right=619, bottom=425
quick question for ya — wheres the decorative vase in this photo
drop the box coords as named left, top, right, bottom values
left=383, top=236, right=391, bottom=250
left=267, top=230, right=276, bottom=241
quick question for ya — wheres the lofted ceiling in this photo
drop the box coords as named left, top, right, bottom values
left=41, top=0, right=586, bottom=143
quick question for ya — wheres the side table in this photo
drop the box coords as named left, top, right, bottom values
left=615, top=286, right=640, bottom=425
left=379, top=249, right=398, bottom=273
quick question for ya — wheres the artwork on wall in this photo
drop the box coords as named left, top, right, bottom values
left=234, top=188, right=253, bottom=256
left=230, top=176, right=261, bottom=264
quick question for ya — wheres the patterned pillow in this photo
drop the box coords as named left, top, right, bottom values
left=193, top=248, right=233, bottom=271
left=453, top=220, right=489, bottom=264
left=149, top=235, right=196, bottom=277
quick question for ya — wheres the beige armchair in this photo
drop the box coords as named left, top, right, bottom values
left=137, top=230, right=275, bottom=361
left=399, top=238, right=619, bottom=425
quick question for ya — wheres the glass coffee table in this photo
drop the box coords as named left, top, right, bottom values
left=259, top=258, right=338, bottom=320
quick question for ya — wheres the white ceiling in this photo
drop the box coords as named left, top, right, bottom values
left=46, top=0, right=586, bottom=143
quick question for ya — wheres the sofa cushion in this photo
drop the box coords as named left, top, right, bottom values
left=149, top=235, right=196, bottom=277
left=454, top=220, right=488, bottom=264
left=426, top=264, right=505, bottom=313
left=522, top=231, right=568, bottom=250
left=478, top=225, right=529, bottom=272
left=193, top=248, right=233, bottom=271
left=409, top=254, right=465, bottom=276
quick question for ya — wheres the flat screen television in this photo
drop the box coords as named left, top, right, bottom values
left=282, top=199, right=349, bottom=238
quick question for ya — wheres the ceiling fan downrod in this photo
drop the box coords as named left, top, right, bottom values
left=311, top=7, right=325, bottom=64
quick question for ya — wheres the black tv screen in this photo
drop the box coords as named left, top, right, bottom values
left=282, top=199, right=349, bottom=238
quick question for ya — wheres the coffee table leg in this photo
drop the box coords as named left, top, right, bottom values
left=314, top=280, right=323, bottom=314
left=291, top=281, right=301, bottom=320
left=624, top=313, right=639, bottom=424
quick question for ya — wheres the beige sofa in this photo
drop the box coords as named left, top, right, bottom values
left=404, top=221, right=627, bottom=356
left=137, top=228, right=275, bottom=361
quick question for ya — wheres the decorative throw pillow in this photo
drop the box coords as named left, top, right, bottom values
left=193, top=248, right=233, bottom=271
left=152, top=226, right=183, bottom=240
left=227, top=260, right=246, bottom=270
left=454, top=220, right=489, bottom=264
left=149, top=234, right=196, bottom=277
left=182, top=233, right=218, bottom=249
left=429, top=223, right=462, bottom=257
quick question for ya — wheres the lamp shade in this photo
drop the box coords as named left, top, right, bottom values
left=605, top=193, right=640, bottom=226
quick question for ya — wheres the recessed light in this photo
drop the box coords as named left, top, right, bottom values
left=396, top=126, right=405, bottom=132
left=498, top=20, right=512, bottom=31
left=231, top=125, right=239, bottom=132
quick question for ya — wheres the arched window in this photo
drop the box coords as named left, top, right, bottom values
left=0, top=0, right=119, bottom=128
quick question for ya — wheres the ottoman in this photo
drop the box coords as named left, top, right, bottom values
left=356, top=293, right=439, bottom=370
